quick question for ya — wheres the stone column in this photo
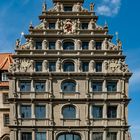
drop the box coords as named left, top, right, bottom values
left=32, top=103, right=35, bottom=118
left=103, top=130, right=107, bottom=140
left=103, top=103, right=107, bottom=118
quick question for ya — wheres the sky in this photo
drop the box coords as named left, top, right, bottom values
left=0, top=0, right=140, bottom=139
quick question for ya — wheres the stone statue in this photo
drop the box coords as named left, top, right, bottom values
left=90, top=3, right=95, bottom=12
left=56, top=2, right=62, bottom=12
left=30, top=60, right=34, bottom=72
left=56, top=40, right=62, bottom=50
left=89, top=19, right=96, bottom=30
left=89, top=40, right=95, bottom=50
left=102, top=38, right=109, bottom=50
left=90, top=60, right=95, bottom=72
left=29, top=38, right=34, bottom=49
left=117, top=39, right=122, bottom=50
left=42, top=1, right=47, bottom=12
left=77, top=59, right=81, bottom=71
left=42, top=19, right=47, bottom=29
left=77, top=19, right=80, bottom=30
left=73, top=20, right=77, bottom=34
left=76, top=39, right=81, bottom=50
left=9, top=59, right=16, bottom=73
left=121, top=59, right=129, bottom=72
left=42, top=39, right=48, bottom=49
left=57, top=59, right=61, bottom=71
left=104, top=60, right=108, bottom=71
left=56, top=19, right=61, bottom=29
left=76, top=3, right=82, bottom=12
left=43, top=60, right=48, bottom=72
left=16, top=39, right=20, bottom=49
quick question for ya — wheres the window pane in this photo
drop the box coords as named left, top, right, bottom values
left=3, top=93, right=9, bottom=103
left=2, top=73, right=8, bottom=81
left=58, top=135, right=65, bottom=140
left=58, top=133, right=80, bottom=140
left=20, top=81, right=31, bottom=92
left=63, top=42, right=74, bottom=50
left=3, top=114, right=9, bottom=126
left=95, top=42, right=102, bottom=50
left=82, top=42, right=89, bottom=50
left=35, top=82, right=45, bottom=92
left=49, top=23, right=55, bottom=29
left=35, top=62, right=42, bottom=72
left=35, top=105, right=46, bottom=119
left=92, top=82, right=102, bottom=92
left=63, top=62, right=74, bottom=72
left=92, top=106, right=103, bottom=118
left=35, top=132, right=46, bottom=140
left=36, top=42, right=42, bottom=49
left=107, top=82, right=117, bottom=92
left=62, top=81, right=76, bottom=92
left=49, top=62, right=56, bottom=71
left=64, top=6, right=72, bottom=11
left=95, top=62, right=102, bottom=72
left=63, top=105, right=76, bottom=119
left=107, top=132, right=117, bottom=140
left=107, top=106, right=117, bottom=118
left=49, top=42, right=55, bottom=49
left=22, top=132, right=32, bottom=140
left=93, top=133, right=103, bottom=140
left=82, top=62, right=89, bottom=72
left=82, top=23, right=88, bottom=29
left=21, top=105, right=31, bottom=118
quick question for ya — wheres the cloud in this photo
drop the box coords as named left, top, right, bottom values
left=96, top=0, right=121, bottom=16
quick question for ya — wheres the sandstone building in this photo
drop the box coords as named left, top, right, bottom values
left=0, top=53, right=12, bottom=140
left=8, top=0, right=132, bottom=140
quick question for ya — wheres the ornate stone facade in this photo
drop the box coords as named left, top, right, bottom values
left=8, top=0, right=132, bottom=140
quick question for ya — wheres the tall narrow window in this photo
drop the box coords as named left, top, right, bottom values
left=49, top=23, right=55, bottom=29
left=36, top=42, right=42, bottom=50
left=2, top=73, right=8, bottom=81
left=95, top=42, right=102, bottom=50
left=82, top=42, right=89, bottom=50
left=63, top=42, right=74, bottom=50
left=21, top=105, right=31, bottom=119
left=35, top=62, right=42, bottom=72
left=107, top=132, right=117, bottom=140
left=107, top=81, right=117, bottom=92
left=35, top=105, right=46, bottom=119
left=49, top=42, right=55, bottom=50
left=63, top=62, right=74, bottom=72
left=3, top=93, right=9, bottom=104
left=61, top=81, right=76, bottom=93
left=93, top=133, right=103, bottom=140
left=92, top=82, right=102, bottom=92
left=22, top=132, right=32, bottom=140
left=20, top=81, right=31, bottom=92
left=35, top=82, right=45, bottom=92
left=35, top=132, right=46, bottom=140
left=82, top=62, right=89, bottom=72
left=107, top=106, right=117, bottom=118
left=95, top=62, right=102, bottom=72
left=92, top=106, right=103, bottom=118
left=62, top=105, right=76, bottom=119
left=49, top=62, right=56, bottom=72
left=3, top=114, right=9, bottom=126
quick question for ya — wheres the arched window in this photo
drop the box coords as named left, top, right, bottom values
left=58, top=133, right=81, bottom=140
left=63, top=42, right=74, bottom=50
left=63, top=62, right=74, bottom=72
left=61, top=81, right=76, bottom=93
left=62, top=105, right=76, bottom=119
left=3, top=136, right=10, bottom=140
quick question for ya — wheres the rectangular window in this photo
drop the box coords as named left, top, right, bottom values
left=22, top=132, right=32, bottom=140
left=82, top=42, right=89, bottom=50
left=35, top=62, right=42, bottom=72
left=93, top=133, right=103, bottom=140
left=107, top=106, right=117, bottom=118
left=49, top=42, right=55, bottom=50
left=92, top=106, right=103, bottom=118
left=3, top=93, right=9, bottom=103
left=92, top=82, right=102, bottom=92
left=35, top=132, right=46, bottom=140
left=20, top=81, right=31, bottom=92
left=95, top=42, right=102, bottom=50
left=107, top=132, right=117, bottom=140
left=2, top=73, right=8, bottom=81
left=49, top=23, right=55, bottom=29
left=82, top=62, right=89, bottom=72
left=36, top=42, right=42, bottom=50
left=35, top=105, right=46, bottom=119
left=49, top=62, right=56, bottom=72
left=82, top=23, right=88, bottom=29
left=95, top=62, right=102, bottom=72
left=3, top=114, right=9, bottom=126
left=64, top=6, right=72, bottom=11
left=35, top=82, right=45, bottom=92
left=21, top=105, right=31, bottom=118
left=107, top=81, right=117, bottom=92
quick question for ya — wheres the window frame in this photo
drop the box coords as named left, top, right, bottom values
left=3, top=114, right=9, bottom=126
left=95, top=42, right=102, bottom=50
left=91, top=81, right=103, bottom=92
left=82, top=62, right=89, bottom=72
left=49, top=62, right=56, bottom=72
left=49, top=42, right=55, bottom=50
left=63, top=62, right=75, bottom=72
left=21, top=132, right=32, bottom=140
left=3, top=93, right=9, bottom=104
left=20, top=81, right=31, bottom=92
left=35, top=41, right=42, bottom=50
left=107, top=106, right=117, bottom=119
left=107, top=81, right=117, bottom=92
left=92, top=105, right=103, bottom=119
left=92, top=132, right=103, bottom=140
left=95, top=62, right=102, bottom=72
left=82, top=41, right=89, bottom=50
left=49, top=23, right=55, bottom=29
left=63, top=42, right=75, bottom=50
left=35, top=81, right=46, bottom=92
left=35, top=61, right=43, bottom=72
left=1, top=73, right=8, bottom=81
left=81, top=23, right=89, bottom=29
left=21, top=105, right=31, bottom=119
left=35, top=132, right=46, bottom=140
left=35, top=105, right=46, bottom=119
left=107, top=132, right=117, bottom=140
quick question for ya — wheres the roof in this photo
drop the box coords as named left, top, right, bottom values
left=0, top=82, right=9, bottom=87
left=0, top=53, right=13, bottom=70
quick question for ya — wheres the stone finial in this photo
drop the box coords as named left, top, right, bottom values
left=90, top=3, right=95, bottom=12
left=104, top=21, right=108, bottom=29
left=16, top=39, right=20, bottom=49
left=117, top=39, right=122, bottom=50
left=29, top=21, right=34, bottom=29
left=42, top=0, right=47, bottom=13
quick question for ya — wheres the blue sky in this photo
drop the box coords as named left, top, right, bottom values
left=0, top=0, right=140, bottom=139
